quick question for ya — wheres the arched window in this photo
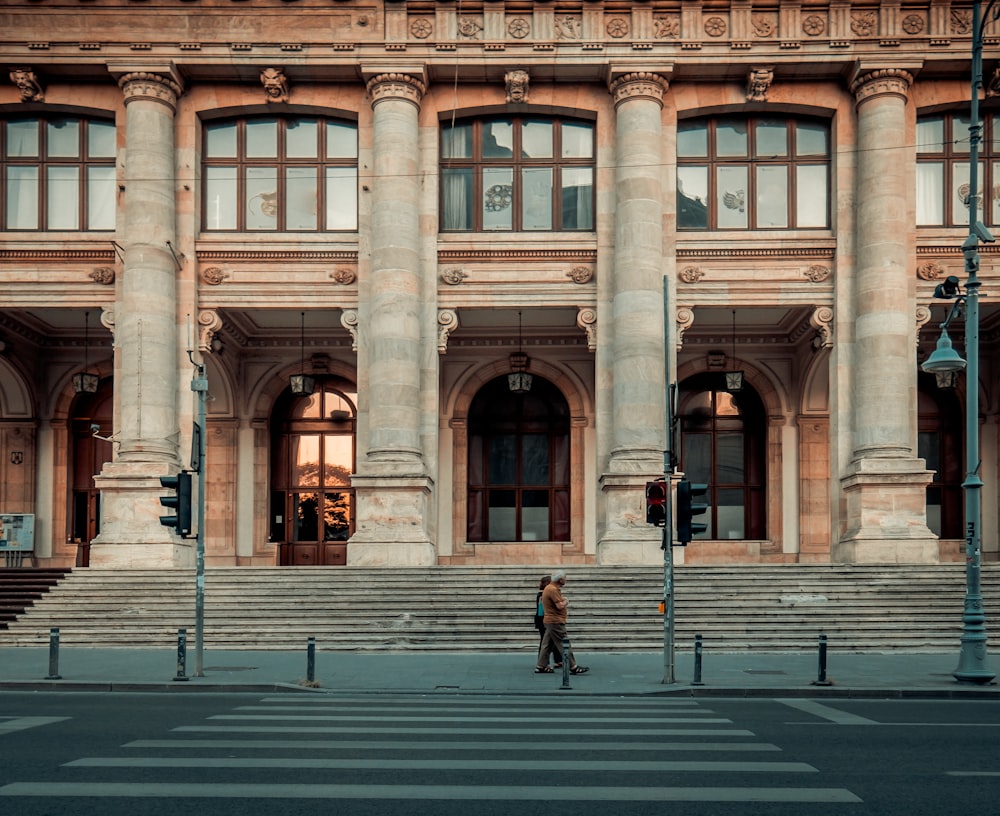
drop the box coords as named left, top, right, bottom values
left=271, top=379, right=357, bottom=565
left=676, top=116, right=831, bottom=230
left=918, top=376, right=963, bottom=539
left=678, top=374, right=767, bottom=540
left=202, top=115, right=358, bottom=232
left=1, top=115, right=116, bottom=231
left=441, top=116, right=595, bottom=232
left=467, top=376, right=571, bottom=542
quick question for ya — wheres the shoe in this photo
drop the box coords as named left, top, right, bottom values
left=570, top=666, right=589, bottom=675
left=553, top=663, right=563, bottom=669
left=534, top=666, right=554, bottom=673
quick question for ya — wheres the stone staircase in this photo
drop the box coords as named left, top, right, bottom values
left=0, top=564, right=997, bottom=653
left=0, top=567, right=72, bottom=629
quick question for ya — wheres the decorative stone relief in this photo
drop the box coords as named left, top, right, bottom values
left=9, top=68, right=43, bottom=102
left=752, top=15, right=777, bottom=38
left=704, top=16, right=727, bottom=38
left=554, top=15, right=582, bottom=39
left=410, top=18, right=432, bottom=39
left=802, top=15, right=826, bottom=37
left=951, top=9, right=973, bottom=36
left=458, top=17, right=483, bottom=40
left=437, top=309, right=459, bottom=354
left=567, top=265, right=593, bottom=284
left=850, top=68, right=913, bottom=104
left=505, top=69, right=529, bottom=104
left=340, top=309, right=358, bottom=352
left=366, top=72, right=426, bottom=107
left=606, top=17, right=629, bottom=38
left=915, top=305, right=932, bottom=343
left=988, top=66, right=1000, bottom=98
left=917, top=261, right=944, bottom=281
left=609, top=71, right=668, bottom=108
left=508, top=17, right=530, bottom=39
left=746, top=66, right=774, bottom=103
left=261, top=67, right=289, bottom=103
left=440, top=267, right=467, bottom=285
left=803, top=264, right=831, bottom=283
left=678, top=266, right=704, bottom=284
left=118, top=71, right=183, bottom=111
left=330, top=267, right=356, bottom=285
left=201, top=266, right=228, bottom=285
left=676, top=307, right=694, bottom=349
left=576, top=308, right=597, bottom=352
left=851, top=11, right=878, bottom=37
left=198, top=309, right=223, bottom=354
left=89, top=267, right=115, bottom=285
left=902, top=14, right=925, bottom=35
left=100, top=304, right=116, bottom=337
left=653, top=16, right=680, bottom=39
left=810, top=306, right=834, bottom=349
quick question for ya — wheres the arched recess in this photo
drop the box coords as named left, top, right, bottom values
left=797, top=348, right=833, bottom=560
left=448, top=358, right=589, bottom=560
left=0, top=357, right=36, bottom=532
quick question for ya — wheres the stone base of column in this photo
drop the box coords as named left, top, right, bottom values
left=89, top=461, right=194, bottom=568
left=597, top=473, right=665, bottom=565
left=348, top=475, right=436, bottom=566
left=835, top=457, right=938, bottom=564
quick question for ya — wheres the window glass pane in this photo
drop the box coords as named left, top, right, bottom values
left=992, top=114, right=1000, bottom=153
left=561, top=123, right=593, bottom=158
left=286, top=119, right=318, bottom=159
left=246, top=119, right=278, bottom=158
left=796, top=122, right=829, bottom=156
left=488, top=435, right=516, bottom=483
left=716, top=165, right=748, bottom=228
left=756, top=165, right=788, bottom=227
left=677, top=166, right=709, bottom=228
left=87, top=166, right=116, bottom=230
left=325, top=167, right=357, bottom=230
left=292, top=393, right=322, bottom=419
left=205, top=123, right=238, bottom=158
left=717, top=488, right=744, bottom=539
left=286, top=166, right=317, bottom=230
left=47, top=166, right=80, bottom=229
left=442, top=123, right=473, bottom=159
left=521, top=434, right=550, bottom=485
left=952, top=115, right=972, bottom=154
left=292, top=492, right=319, bottom=541
left=7, top=166, right=39, bottom=229
left=682, top=433, right=712, bottom=484
left=522, top=490, right=550, bottom=541
left=292, top=435, right=320, bottom=486
left=717, top=433, right=745, bottom=483
left=522, top=167, right=552, bottom=230
left=323, top=436, right=353, bottom=486
left=952, top=161, right=982, bottom=226
left=561, top=166, right=593, bottom=230
left=323, top=492, right=351, bottom=541
left=6, top=120, right=39, bottom=157
left=482, top=167, right=513, bottom=230
left=247, top=167, right=278, bottom=229
left=918, top=431, right=940, bottom=475
left=205, top=166, right=237, bottom=230
left=522, top=121, right=553, bottom=159
left=916, top=163, right=944, bottom=225
left=482, top=120, right=514, bottom=157
left=677, top=122, right=708, bottom=157
left=87, top=121, right=116, bottom=158
left=47, top=119, right=80, bottom=158
left=488, top=490, right=516, bottom=541
left=796, top=165, right=828, bottom=227
left=716, top=121, right=748, bottom=157
left=326, top=122, right=357, bottom=158
left=916, top=118, right=945, bottom=154
left=441, top=167, right=473, bottom=229
left=993, top=161, right=1000, bottom=225
left=755, top=120, right=788, bottom=157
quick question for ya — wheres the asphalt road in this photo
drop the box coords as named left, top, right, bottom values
left=1, top=691, right=997, bottom=816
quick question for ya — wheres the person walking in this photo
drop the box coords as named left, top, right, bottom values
left=534, top=570, right=588, bottom=675
left=534, top=574, right=563, bottom=668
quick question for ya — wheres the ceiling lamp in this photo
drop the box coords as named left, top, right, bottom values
left=725, top=308, right=744, bottom=393
left=289, top=311, right=315, bottom=396
left=72, top=311, right=99, bottom=394
left=508, top=310, right=533, bottom=394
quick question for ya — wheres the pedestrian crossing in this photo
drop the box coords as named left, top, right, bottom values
left=0, top=694, right=862, bottom=808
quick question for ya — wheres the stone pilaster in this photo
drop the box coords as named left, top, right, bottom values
left=598, top=71, right=669, bottom=565
left=90, top=66, right=191, bottom=568
left=350, top=70, right=434, bottom=565
left=837, top=66, right=937, bottom=563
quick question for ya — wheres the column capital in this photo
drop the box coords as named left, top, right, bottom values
left=849, top=66, right=915, bottom=106
left=365, top=71, right=427, bottom=108
left=116, top=70, right=183, bottom=111
left=608, top=71, right=669, bottom=109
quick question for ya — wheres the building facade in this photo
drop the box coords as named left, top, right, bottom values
left=0, top=0, right=997, bottom=570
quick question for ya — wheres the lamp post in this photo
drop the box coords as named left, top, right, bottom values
left=921, top=0, right=997, bottom=684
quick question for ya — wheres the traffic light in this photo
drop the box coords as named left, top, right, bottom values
left=645, top=480, right=667, bottom=527
left=159, top=471, right=192, bottom=538
left=676, top=478, right=708, bottom=545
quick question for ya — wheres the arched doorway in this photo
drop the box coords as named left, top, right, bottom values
left=677, top=373, right=767, bottom=541
left=270, top=378, right=357, bottom=565
left=70, top=381, right=114, bottom=566
left=467, top=375, right=571, bottom=542
left=918, top=374, right=963, bottom=540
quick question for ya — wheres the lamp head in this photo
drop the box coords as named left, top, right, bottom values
left=933, top=276, right=962, bottom=299
left=921, top=329, right=967, bottom=374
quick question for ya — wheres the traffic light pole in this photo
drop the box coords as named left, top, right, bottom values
left=189, top=349, right=208, bottom=678
left=662, top=280, right=677, bottom=685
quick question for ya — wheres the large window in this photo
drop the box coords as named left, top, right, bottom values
left=1, top=116, right=116, bottom=231
left=918, top=377, right=963, bottom=539
left=917, top=111, right=999, bottom=228
left=677, top=116, right=830, bottom=230
left=441, top=116, right=594, bottom=232
left=203, top=116, right=358, bottom=232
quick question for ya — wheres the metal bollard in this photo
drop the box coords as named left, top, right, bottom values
left=306, top=637, right=316, bottom=684
left=45, top=627, right=61, bottom=680
left=692, top=634, right=704, bottom=686
left=560, top=636, right=572, bottom=690
left=173, top=628, right=189, bottom=682
left=812, top=633, right=832, bottom=686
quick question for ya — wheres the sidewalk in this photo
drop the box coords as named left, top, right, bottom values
left=1, top=645, right=998, bottom=697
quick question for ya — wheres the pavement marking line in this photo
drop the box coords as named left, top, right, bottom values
left=209, top=714, right=733, bottom=724
left=776, top=699, right=879, bottom=725
left=0, top=717, right=69, bottom=735
left=254, top=697, right=708, bottom=708
left=126, top=739, right=782, bottom=752
left=0, top=782, right=862, bottom=803
left=946, top=771, right=1000, bottom=777
left=240, top=704, right=710, bottom=714
left=175, top=725, right=756, bottom=737
left=67, top=757, right=817, bottom=773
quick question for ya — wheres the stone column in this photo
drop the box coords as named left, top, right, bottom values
left=349, top=70, right=434, bottom=566
left=598, top=71, right=669, bottom=565
left=838, top=66, right=936, bottom=563
left=91, top=67, right=190, bottom=568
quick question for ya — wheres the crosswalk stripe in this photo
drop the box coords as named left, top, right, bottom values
left=255, top=696, right=704, bottom=707
left=175, top=724, right=755, bottom=736
left=67, top=756, right=817, bottom=772
left=125, top=738, right=781, bottom=752
left=209, top=713, right=732, bottom=724
left=0, top=717, right=69, bottom=735
left=0, top=782, right=863, bottom=803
